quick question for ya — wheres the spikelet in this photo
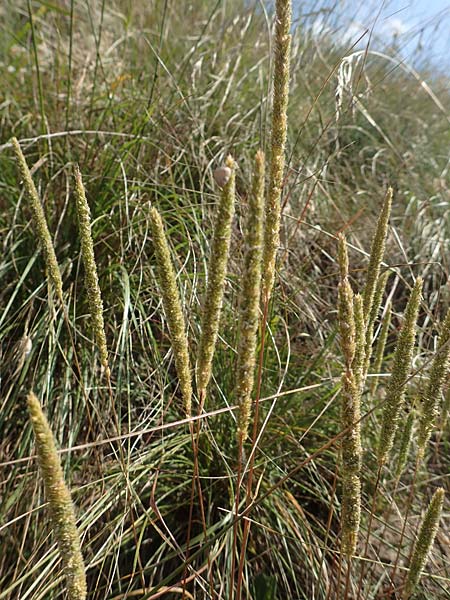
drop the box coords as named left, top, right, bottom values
left=27, top=392, right=86, bottom=600
left=261, top=0, right=292, bottom=303
left=236, top=150, right=265, bottom=441
left=417, top=307, right=450, bottom=459
left=197, top=155, right=236, bottom=398
left=370, top=302, right=392, bottom=395
left=73, top=166, right=110, bottom=379
left=11, top=137, right=64, bottom=302
left=149, top=207, right=192, bottom=416
left=403, top=488, right=445, bottom=599
left=341, top=472, right=362, bottom=558
left=362, top=188, right=392, bottom=319
left=364, top=271, right=390, bottom=378
left=353, top=294, right=366, bottom=392
left=395, top=410, right=415, bottom=480
left=337, top=235, right=355, bottom=367
left=377, top=278, right=422, bottom=466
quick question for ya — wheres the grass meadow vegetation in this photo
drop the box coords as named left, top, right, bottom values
left=1, top=1, right=449, bottom=598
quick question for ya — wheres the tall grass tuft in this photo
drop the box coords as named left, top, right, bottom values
left=149, top=207, right=193, bottom=416
left=377, top=277, right=422, bottom=466
left=73, top=165, right=110, bottom=379
left=403, top=488, right=445, bottom=599
left=262, top=0, right=292, bottom=304
left=236, top=150, right=265, bottom=442
left=196, top=155, right=236, bottom=399
left=27, top=391, right=87, bottom=600
left=11, top=137, right=64, bottom=302
left=417, top=307, right=450, bottom=459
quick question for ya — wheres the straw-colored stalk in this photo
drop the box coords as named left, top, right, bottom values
left=236, top=150, right=265, bottom=441
left=73, top=166, right=110, bottom=379
left=369, top=302, right=392, bottom=395
left=362, top=188, right=392, bottom=319
left=197, top=155, right=236, bottom=398
left=11, top=137, right=63, bottom=302
left=261, top=0, right=292, bottom=303
left=377, top=278, right=422, bottom=466
left=403, top=488, right=445, bottom=599
left=417, top=307, right=450, bottom=459
left=337, top=235, right=355, bottom=368
left=149, top=207, right=192, bottom=416
left=27, top=392, right=86, bottom=600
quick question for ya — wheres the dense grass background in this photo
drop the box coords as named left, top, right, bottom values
left=1, top=1, right=449, bottom=599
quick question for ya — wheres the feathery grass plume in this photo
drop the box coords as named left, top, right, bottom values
left=73, top=166, right=110, bottom=379
left=149, top=207, right=192, bottom=416
left=11, top=137, right=64, bottom=302
left=353, top=294, right=366, bottom=392
left=395, top=410, right=415, bottom=480
left=403, top=488, right=445, bottom=600
left=337, top=235, right=355, bottom=367
left=27, top=391, right=86, bottom=600
left=362, top=188, right=392, bottom=320
left=364, top=271, right=390, bottom=378
left=377, top=277, right=422, bottom=466
left=196, top=155, right=236, bottom=397
left=261, top=0, right=292, bottom=303
left=417, top=307, right=450, bottom=459
left=236, top=150, right=265, bottom=441
left=370, top=302, right=392, bottom=395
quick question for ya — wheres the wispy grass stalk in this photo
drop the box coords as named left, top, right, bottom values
left=27, top=391, right=86, bottom=600
left=417, top=307, right=450, bottom=459
left=11, top=137, right=63, bottom=302
left=362, top=188, right=392, bottom=320
left=196, top=155, right=236, bottom=398
left=261, top=0, right=292, bottom=303
left=377, top=278, right=422, bottom=466
left=395, top=410, right=415, bottom=480
left=403, top=488, right=445, bottom=599
left=73, top=166, right=110, bottom=379
left=236, top=150, right=265, bottom=442
left=149, top=207, right=192, bottom=416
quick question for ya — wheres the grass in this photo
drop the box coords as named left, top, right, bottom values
left=1, top=1, right=450, bottom=599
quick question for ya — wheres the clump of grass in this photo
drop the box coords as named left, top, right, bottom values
left=377, top=277, right=422, bottom=466
left=149, top=206, right=193, bottom=416
left=11, top=137, right=64, bottom=302
left=403, top=488, right=445, bottom=599
left=73, top=165, right=110, bottom=380
left=236, top=150, right=265, bottom=442
left=27, top=391, right=86, bottom=600
left=196, top=155, right=236, bottom=399
left=262, top=0, right=292, bottom=304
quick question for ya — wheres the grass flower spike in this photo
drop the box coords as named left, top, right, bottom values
left=236, top=150, right=265, bottom=441
left=11, top=137, right=64, bottom=302
left=262, top=0, right=292, bottom=303
left=362, top=188, right=392, bottom=319
left=377, top=277, right=422, bottom=465
left=403, top=488, right=445, bottom=599
left=27, top=392, right=86, bottom=600
left=417, top=307, right=450, bottom=458
left=74, top=166, right=110, bottom=379
left=150, top=207, right=193, bottom=416
left=197, top=155, right=236, bottom=398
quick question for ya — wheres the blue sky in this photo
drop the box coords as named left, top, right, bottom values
left=295, top=0, right=450, bottom=72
